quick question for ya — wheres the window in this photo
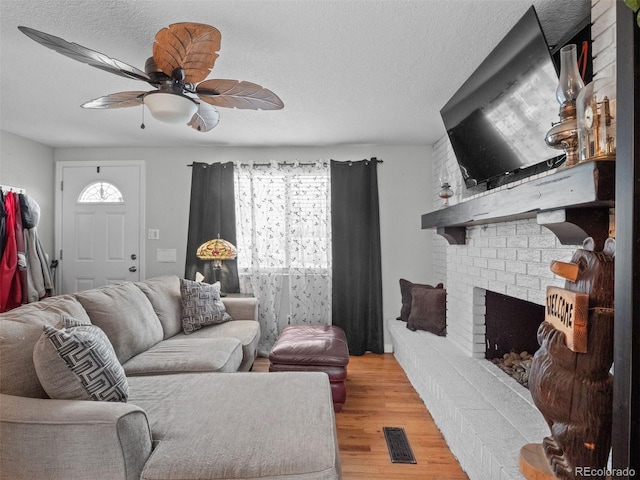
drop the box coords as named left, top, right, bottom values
left=234, top=163, right=331, bottom=271
left=234, top=161, right=332, bottom=353
left=77, top=182, right=124, bottom=203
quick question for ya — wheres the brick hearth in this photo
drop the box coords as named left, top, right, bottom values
left=387, top=319, right=549, bottom=480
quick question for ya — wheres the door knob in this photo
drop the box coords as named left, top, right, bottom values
left=129, top=266, right=137, bottom=273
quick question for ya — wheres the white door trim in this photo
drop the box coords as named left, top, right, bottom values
left=55, top=160, right=146, bottom=289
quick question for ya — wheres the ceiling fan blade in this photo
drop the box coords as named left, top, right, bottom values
left=153, top=23, right=221, bottom=84
left=196, top=79, right=284, bottom=110
left=188, top=103, right=220, bottom=132
left=18, top=26, right=150, bottom=82
left=81, top=91, right=146, bottom=109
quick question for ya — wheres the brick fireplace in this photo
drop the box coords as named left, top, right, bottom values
left=433, top=210, right=576, bottom=359
left=484, top=290, right=543, bottom=361
left=388, top=3, right=618, bottom=479
left=389, top=172, right=614, bottom=479
left=388, top=208, right=581, bottom=479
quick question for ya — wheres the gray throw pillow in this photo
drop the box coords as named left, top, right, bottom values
left=180, top=279, right=232, bottom=334
left=33, top=315, right=129, bottom=402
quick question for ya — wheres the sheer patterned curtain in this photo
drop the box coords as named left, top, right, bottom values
left=234, top=161, right=332, bottom=355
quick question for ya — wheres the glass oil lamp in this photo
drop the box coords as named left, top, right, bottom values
left=545, top=44, right=585, bottom=166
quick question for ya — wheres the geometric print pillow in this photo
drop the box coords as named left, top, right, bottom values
left=180, top=278, right=232, bottom=335
left=32, top=315, right=129, bottom=402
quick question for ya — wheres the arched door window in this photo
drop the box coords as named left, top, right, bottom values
left=77, top=181, right=124, bottom=203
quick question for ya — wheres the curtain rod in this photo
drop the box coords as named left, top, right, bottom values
left=187, top=157, right=382, bottom=167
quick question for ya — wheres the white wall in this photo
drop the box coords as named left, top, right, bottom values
left=0, top=131, right=56, bottom=260
left=54, top=144, right=435, bottom=349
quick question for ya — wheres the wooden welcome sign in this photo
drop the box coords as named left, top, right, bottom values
left=545, top=286, right=589, bottom=353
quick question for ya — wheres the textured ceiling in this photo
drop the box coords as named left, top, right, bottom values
left=0, top=0, right=590, bottom=149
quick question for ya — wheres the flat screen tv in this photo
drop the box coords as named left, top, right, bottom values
left=440, top=6, right=562, bottom=189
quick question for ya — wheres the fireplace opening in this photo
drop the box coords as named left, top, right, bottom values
left=484, top=290, right=544, bottom=388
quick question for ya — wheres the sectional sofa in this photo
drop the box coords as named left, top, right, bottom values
left=0, top=275, right=341, bottom=480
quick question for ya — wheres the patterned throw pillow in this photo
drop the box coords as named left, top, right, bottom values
left=33, top=315, right=129, bottom=402
left=180, top=278, right=232, bottom=334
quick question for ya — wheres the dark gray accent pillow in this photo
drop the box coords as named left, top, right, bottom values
left=33, top=315, right=129, bottom=402
left=406, top=286, right=447, bottom=336
left=180, top=279, right=232, bottom=334
left=397, top=279, right=444, bottom=321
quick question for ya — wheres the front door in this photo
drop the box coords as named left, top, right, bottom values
left=57, top=162, right=145, bottom=294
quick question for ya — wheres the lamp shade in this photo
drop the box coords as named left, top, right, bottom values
left=144, top=91, right=198, bottom=124
left=196, top=237, right=237, bottom=268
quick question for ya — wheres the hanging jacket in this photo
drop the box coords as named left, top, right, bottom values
left=0, top=190, right=6, bottom=259
left=22, top=194, right=54, bottom=301
left=0, top=192, right=21, bottom=311
left=14, top=194, right=28, bottom=305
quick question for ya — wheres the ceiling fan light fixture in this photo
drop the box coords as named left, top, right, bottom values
left=144, top=91, right=198, bottom=124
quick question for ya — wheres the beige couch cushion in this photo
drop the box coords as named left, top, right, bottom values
left=135, top=275, right=183, bottom=339
left=222, top=296, right=259, bottom=321
left=33, top=316, right=129, bottom=402
left=128, top=372, right=341, bottom=480
left=0, top=295, right=91, bottom=398
left=76, top=282, right=164, bottom=364
left=167, top=320, right=260, bottom=372
left=123, top=338, right=242, bottom=375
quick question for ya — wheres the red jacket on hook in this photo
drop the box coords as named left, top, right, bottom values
left=0, top=192, right=22, bottom=312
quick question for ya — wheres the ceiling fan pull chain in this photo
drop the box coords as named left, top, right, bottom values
left=140, top=103, right=146, bottom=130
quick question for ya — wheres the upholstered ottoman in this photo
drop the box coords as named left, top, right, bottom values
left=269, top=324, right=349, bottom=412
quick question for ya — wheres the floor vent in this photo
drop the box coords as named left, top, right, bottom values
left=383, top=426, right=417, bottom=464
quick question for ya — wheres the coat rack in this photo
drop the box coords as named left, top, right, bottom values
left=0, top=185, right=26, bottom=194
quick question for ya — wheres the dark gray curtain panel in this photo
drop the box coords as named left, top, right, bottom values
left=330, top=159, right=383, bottom=355
left=185, top=162, right=239, bottom=293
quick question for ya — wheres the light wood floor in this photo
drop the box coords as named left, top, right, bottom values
left=252, top=353, right=468, bottom=479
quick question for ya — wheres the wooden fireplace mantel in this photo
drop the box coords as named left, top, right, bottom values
left=422, top=160, right=615, bottom=248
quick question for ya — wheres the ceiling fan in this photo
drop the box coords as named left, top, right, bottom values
left=18, top=23, right=284, bottom=132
